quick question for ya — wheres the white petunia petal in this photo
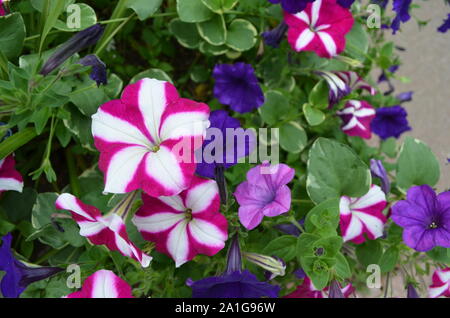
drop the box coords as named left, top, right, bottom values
left=352, top=186, right=386, bottom=210
left=189, top=219, right=226, bottom=248
left=295, top=29, right=315, bottom=51
left=317, top=31, right=337, bottom=57
left=160, top=112, right=209, bottom=141
left=133, top=213, right=185, bottom=233
left=0, top=178, right=23, bottom=192
left=186, top=180, right=218, bottom=213
left=343, top=216, right=363, bottom=242
left=353, top=211, right=384, bottom=239
left=91, top=270, right=119, bottom=298
left=167, top=220, right=189, bottom=267
left=56, top=193, right=96, bottom=221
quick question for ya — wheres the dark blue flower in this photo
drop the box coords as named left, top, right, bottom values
left=407, top=283, right=420, bottom=298
left=396, top=91, right=413, bottom=103
left=274, top=219, right=304, bottom=236
left=337, top=0, right=355, bottom=8
left=268, top=0, right=315, bottom=14
left=370, top=159, right=391, bottom=194
left=262, top=21, right=288, bottom=48
left=371, top=105, right=411, bottom=140
left=213, top=63, right=265, bottom=113
left=378, top=65, right=399, bottom=83
left=438, top=14, right=450, bottom=33
left=78, top=54, right=108, bottom=87
left=371, top=0, right=389, bottom=9
left=391, top=0, right=412, bottom=34
left=40, top=24, right=104, bottom=76
left=0, top=233, right=63, bottom=298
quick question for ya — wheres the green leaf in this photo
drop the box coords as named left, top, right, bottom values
left=177, top=0, right=214, bottom=23
left=307, top=138, right=372, bottom=203
left=262, top=235, right=297, bottom=262
left=201, top=0, right=238, bottom=13
left=335, top=252, right=352, bottom=279
left=31, top=106, right=52, bottom=134
left=426, top=247, right=450, bottom=264
left=379, top=246, right=399, bottom=273
left=259, top=90, right=290, bottom=125
left=0, top=128, right=38, bottom=159
left=0, top=219, right=15, bottom=236
left=344, top=22, right=369, bottom=61
left=396, top=137, right=440, bottom=190
left=197, top=14, right=227, bottom=46
left=69, top=84, right=109, bottom=116
left=304, top=198, right=340, bottom=236
left=279, top=121, right=307, bottom=154
left=355, top=240, right=383, bottom=267
left=54, top=3, right=97, bottom=32
left=0, top=188, right=37, bottom=223
left=40, top=0, right=67, bottom=53
left=199, top=41, right=228, bottom=56
left=126, top=0, right=163, bottom=20
left=309, top=80, right=329, bottom=109
left=303, top=103, right=325, bottom=126
left=225, top=19, right=257, bottom=52
left=169, top=18, right=202, bottom=49
left=130, top=68, right=173, bottom=84
left=0, top=13, right=26, bottom=59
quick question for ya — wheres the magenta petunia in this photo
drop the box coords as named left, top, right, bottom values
left=284, top=0, right=354, bottom=58
left=234, top=162, right=295, bottom=230
left=132, top=176, right=228, bottom=267
left=91, top=78, right=210, bottom=198
left=339, top=185, right=387, bottom=244
left=336, top=100, right=376, bottom=139
left=0, top=155, right=24, bottom=195
left=284, top=277, right=354, bottom=298
left=55, top=193, right=152, bottom=268
left=65, top=270, right=133, bottom=298
left=0, top=0, right=5, bottom=16
left=429, top=268, right=450, bottom=298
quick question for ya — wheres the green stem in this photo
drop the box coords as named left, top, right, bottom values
left=0, top=127, right=38, bottom=159
left=65, top=147, right=80, bottom=197
left=95, top=13, right=136, bottom=56
left=289, top=216, right=305, bottom=233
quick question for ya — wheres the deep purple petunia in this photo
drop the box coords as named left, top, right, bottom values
left=391, top=185, right=450, bottom=252
left=78, top=54, right=108, bottom=87
left=213, top=63, right=265, bottom=113
left=262, top=21, right=288, bottom=48
left=234, top=162, right=295, bottom=230
left=187, top=234, right=280, bottom=298
left=407, top=283, right=420, bottom=298
left=438, top=14, right=450, bottom=33
left=396, top=91, right=413, bottom=103
left=371, top=0, right=388, bottom=9
left=0, top=233, right=63, bottom=298
left=337, top=0, right=355, bottom=8
left=370, top=159, right=391, bottom=194
left=268, top=0, right=316, bottom=14
left=391, top=0, right=412, bottom=34
left=371, top=105, right=411, bottom=140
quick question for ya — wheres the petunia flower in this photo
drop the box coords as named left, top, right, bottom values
left=337, top=0, right=355, bottom=8
left=284, top=0, right=354, bottom=58
left=335, top=71, right=376, bottom=96
left=0, top=233, right=63, bottom=298
left=371, top=105, right=411, bottom=140
left=234, top=162, right=295, bottom=230
left=0, top=155, right=23, bottom=195
left=132, top=176, right=228, bottom=267
left=336, top=100, right=376, bottom=139
left=187, top=234, right=280, bottom=298
left=370, top=159, right=391, bottom=194
left=317, top=71, right=351, bottom=106
left=391, top=185, right=450, bottom=252
left=438, top=14, right=450, bottom=33
left=91, top=78, right=210, bottom=197
left=40, top=24, right=104, bottom=76
left=213, top=63, right=264, bottom=114
left=243, top=252, right=286, bottom=279
left=429, top=268, right=450, bottom=298
left=391, top=0, right=412, bottom=34
left=407, top=283, right=420, bottom=298
left=65, top=270, right=133, bottom=298
left=55, top=193, right=152, bottom=267
left=262, top=21, right=288, bottom=48
left=78, top=54, right=107, bottom=87
left=0, top=0, right=5, bottom=16
left=284, top=276, right=354, bottom=298
left=339, top=185, right=387, bottom=244
left=268, top=0, right=316, bottom=14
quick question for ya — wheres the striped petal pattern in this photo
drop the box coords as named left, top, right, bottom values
left=56, top=193, right=152, bottom=268
left=133, top=176, right=228, bottom=267
left=336, top=100, right=376, bottom=139
left=429, top=268, right=450, bottom=298
left=92, top=78, right=210, bottom=197
left=65, top=270, right=133, bottom=298
left=335, top=71, right=376, bottom=96
left=285, top=0, right=354, bottom=58
left=0, top=155, right=23, bottom=194
left=339, top=185, right=387, bottom=244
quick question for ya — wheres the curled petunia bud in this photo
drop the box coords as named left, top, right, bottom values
left=407, top=283, right=420, bottom=298
left=78, top=54, right=107, bottom=87
left=262, top=21, right=288, bottom=48
left=328, top=280, right=345, bottom=298
left=244, top=252, right=286, bottom=279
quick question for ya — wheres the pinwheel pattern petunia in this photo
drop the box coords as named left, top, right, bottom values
left=429, top=268, right=450, bottom=298
left=133, top=176, right=228, bottom=267
left=65, top=270, right=133, bottom=298
left=284, top=0, right=354, bottom=58
left=337, top=100, right=376, bottom=139
left=56, top=193, right=152, bottom=268
left=91, top=78, right=210, bottom=197
left=339, top=185, right=387, bottom=244
left=0, top=155, right=24, bottom=195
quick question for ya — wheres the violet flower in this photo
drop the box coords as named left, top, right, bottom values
left=371, top=105, right=411, bottom=140
left=262, top=21, right=288, bottom=48
left=0, top=233, right=63, bottom=298
left=391, top=0, right=412, bottom=34
left=391, top=185, right=450, bottom=252
left=234, top=162, right=295, bottom=230
left=40, top=24, right=104, bottom=76
left=396, top=91, right=413, bottom=103
left=370, top=159, right=391, bottom=194
left=407, top=283, right=420, bottom=298
left=438, top=14, right=450, bottom=33
left=187, top=234, right=280, bottom=298
left=0, top=0, right=6, bottom=16
left=78, top=54, right=107, bottom=86
left=213, top=63, right=264, bottom=114
left=337, top=0, right=355, bottom=8
left=268, top=0, right=315, bottom=14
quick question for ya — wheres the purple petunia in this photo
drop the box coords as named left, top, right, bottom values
left=392, top=185, right=450, bottom=252
left=370, top=159, right=391, bottom=194
left=234, top=162, right=295, bottom=230
left=213, top=63, right=265, bottom=114
left=262, top=21, right=288, bottom=48
left=438, top=14, right=450, bottom=33
left=391, top=0, right=412, bottom=34
left=396, top=91, right=413, bottom=103
left=371, top=105, right=411, bottom=140
left=337, top=0, right=355, bottom=8
left=78, top=54, right=108, bottom=87
left=268, top=0, right=316, bottom=14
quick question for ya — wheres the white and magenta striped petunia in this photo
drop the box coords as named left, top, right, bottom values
left=0, top=155, right=23, bottom=194
left=335, top=71, right=376, bottom=96
left=91, top=78, right=210, bottom=198
left=65, top=270, right=133, bottom=298
left=56, top=193, right=152, bottom=268
left=132, top=176, right=228, bottom=267
left=336, top=100, right=376, bottom=139
left=285, top=277, right=354, bottom=298
left=284, top=0, right=354, bottom=58
left=339, top=185, right=387, bottom=244
left=429, top=268, right=450, bottom=298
